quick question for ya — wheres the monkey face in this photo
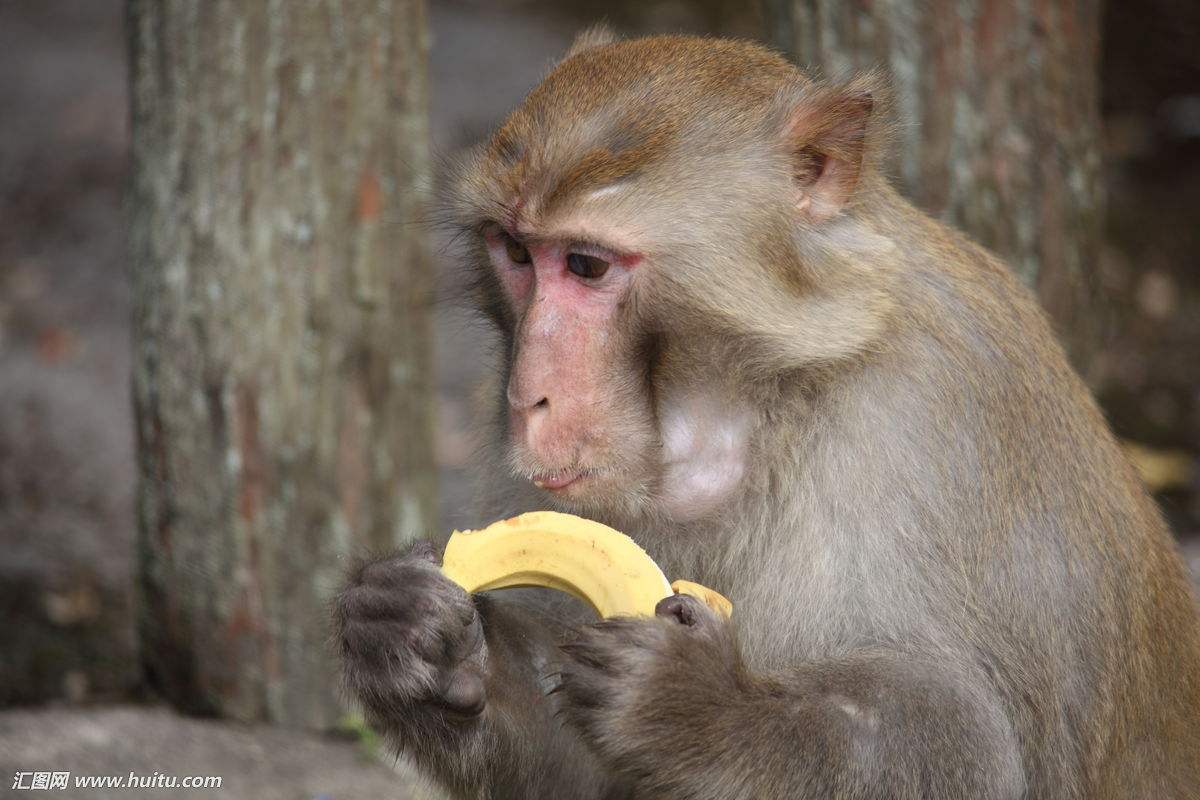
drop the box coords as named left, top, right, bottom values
left=469, top=214, right=759, bottom=522
left=481, top=224, right=663, bottom=514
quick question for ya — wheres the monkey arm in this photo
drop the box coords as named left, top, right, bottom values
left=557, top=615, right=1026, bottom=800
left=377, top=592, right=630, bottom=800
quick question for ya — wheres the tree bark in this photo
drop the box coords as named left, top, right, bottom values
left=128, top=0, right=434, bottom=728
left=764, top=0, right=1103, bottom=366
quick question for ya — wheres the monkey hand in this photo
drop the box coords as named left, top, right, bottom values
left=334, top=541, right=487, bottom=721
left=554, top=594, right=740, bottom=772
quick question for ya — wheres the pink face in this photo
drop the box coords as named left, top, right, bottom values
left=483, top=224, right=649, bottom=504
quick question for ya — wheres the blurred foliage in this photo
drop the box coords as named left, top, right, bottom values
left=333, top=712, right=384, bottom=762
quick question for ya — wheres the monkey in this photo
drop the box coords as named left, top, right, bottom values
left=334, top=30, right=1200, bottom=799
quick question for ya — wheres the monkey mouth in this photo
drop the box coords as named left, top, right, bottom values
left=510, top=450, right=607, bottom=494
left=531, top=471, right=583, bottom=491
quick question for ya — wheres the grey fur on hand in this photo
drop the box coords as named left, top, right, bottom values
left=334, top=541, right=487, bottom=719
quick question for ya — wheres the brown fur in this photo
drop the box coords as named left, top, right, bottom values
left=336, top=32, right=1200, bottom=799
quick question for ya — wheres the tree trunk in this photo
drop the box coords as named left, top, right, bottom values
left=128, top=0, right=434, bottom=728
left=764, top=0, right=1103, bottom=367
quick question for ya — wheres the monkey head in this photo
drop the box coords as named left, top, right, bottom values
left=448, top=33, right=893, bottom=522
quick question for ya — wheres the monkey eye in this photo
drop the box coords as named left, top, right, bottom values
left=566, top=253, right=609, bottom=280
left=504, top=234, right=531, bottom=265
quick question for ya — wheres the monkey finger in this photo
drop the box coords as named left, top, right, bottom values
left=558, top=639, right=619, bottom=674
left=337, top=583, right=409, bottom=623
left=357, top=555, right=435, bottom=589
left=554, top=667, right=608, bottom=710
left=437, top=666, right=486, bottom=718
left=407, top=539, right=440, bottom=564
left=654, top=593, right=711, bottom=627
left=444, top=606, right=485, bottom=663
left=586, top=617, right=658, bottom=643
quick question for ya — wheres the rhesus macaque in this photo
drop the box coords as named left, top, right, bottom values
left=335, top=30, right=1200, bottom=799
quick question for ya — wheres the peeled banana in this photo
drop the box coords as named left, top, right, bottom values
left=441, top=510, right=732, bottom=620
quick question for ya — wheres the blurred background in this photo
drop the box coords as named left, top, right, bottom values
left=0, top=0, right=1197, bottom=797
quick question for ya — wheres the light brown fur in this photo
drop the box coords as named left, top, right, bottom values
left=337, top=32, right=1200, bottom=799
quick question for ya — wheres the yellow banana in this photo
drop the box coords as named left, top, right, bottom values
left=441, top=511, right=732, bottom=619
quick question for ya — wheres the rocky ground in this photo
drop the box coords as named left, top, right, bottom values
left=0, top=706, right=439, bottom=800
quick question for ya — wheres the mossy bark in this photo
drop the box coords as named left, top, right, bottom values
left=128, top=0, right=434, bottom=728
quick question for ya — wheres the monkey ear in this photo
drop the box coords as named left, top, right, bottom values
left=564, top=24, right=620, bottom=59
left=779, top=75, right=881, bottom=222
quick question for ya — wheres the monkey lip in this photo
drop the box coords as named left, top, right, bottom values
left=531, top=471, right=583, bottom=491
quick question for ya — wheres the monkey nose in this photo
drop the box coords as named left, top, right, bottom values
left=507, top=389, right=550, bottom=444
left=506, top=384, right=549, bottom=414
